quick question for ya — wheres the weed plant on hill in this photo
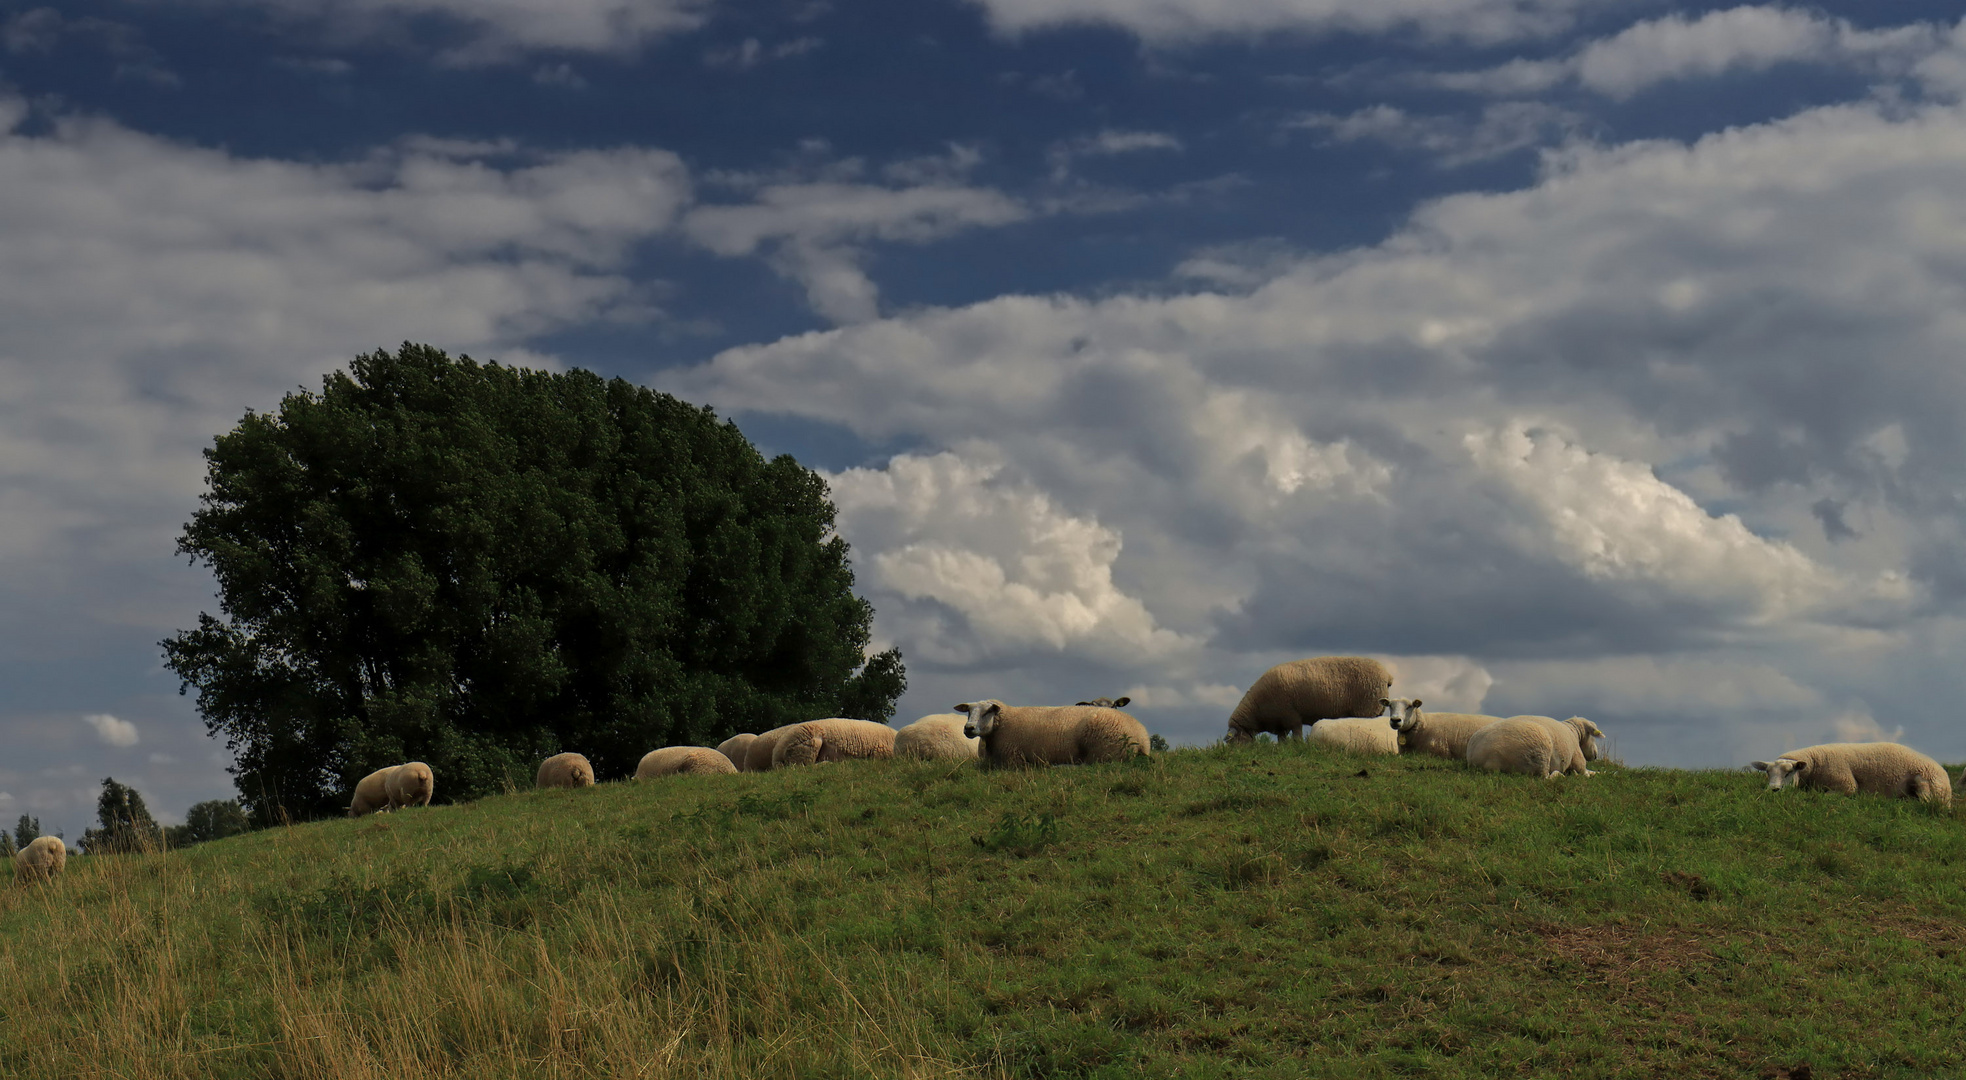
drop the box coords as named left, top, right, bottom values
left=1, top=741, right=1962, bottom=1078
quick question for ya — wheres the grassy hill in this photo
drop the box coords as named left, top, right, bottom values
left=3, top=741, right=1963, bottom=1079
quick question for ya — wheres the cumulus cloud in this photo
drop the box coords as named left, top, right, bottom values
left=83, top=714, right=139, bottom=747
left=193, top=0, right=714, bottom=64
left=966, top=0, right=1625, bottom=45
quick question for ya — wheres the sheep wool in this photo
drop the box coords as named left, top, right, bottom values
left=955, top=700, right=1152, bottom=768
left=1383, top=699, right=1504, bottom=760
left=1752, top=742, right=1952, bottom=807
left=1509, top=716, right=1599, bottom=776
left=347, top=766, right=395, bottom=817
left=1465, top=717, right=1581, bottom=778
left=1306, top=715, right=1401, bottom=755
left=536, top=752, right=595, bottom=789
left=636, top=746, right=740, bottom=779
left=717, top=733, right=758, bottom=772
left=773, top=718, right=897, bottom=768
left=14, top=836, right=66, bottom=884
left=744, top=724, right=806, bottom=773
left=893, top=714, right=980, bottom=761
left=386, top=762, right=435, bottom=810
left=1226, top=656, right=1392, bottom=743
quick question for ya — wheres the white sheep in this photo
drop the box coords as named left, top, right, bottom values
left=1465, top=716, right=1592, bottom=778
left=893, top=713, right=980, bottom=761
left=347, top=766, right=394, bottom=817
left=955, top=700, right=1151, bottom=768
left=1751, top=742, right=1952, bottom=807
left=717, top=733, right=758, bottom=771
left=772, top=718, right=897, bottom=768
left=1382, top=698, right=1504, bottom=760
left=635, top=746, right=740, bottom=779
left=1306, top=715, right=1401, bottom=755
left=536, top=752, right=595, bottom=789
left=1512, top=715, right=1604, bottom=773
left=1225, top=656, right=1392, bottom=743
left=386, top=761, right=435, bottom=809
left=14, top=836, right=66, bottom=884
left=744, top=724, right=805, bottom=773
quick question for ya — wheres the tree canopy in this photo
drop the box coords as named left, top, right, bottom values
left=164, top=343, right=904, bottom=824
left=81, top=778, right=162, bottom=855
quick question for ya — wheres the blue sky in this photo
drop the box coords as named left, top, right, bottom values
left=7, top=0, right=1966, bottom=839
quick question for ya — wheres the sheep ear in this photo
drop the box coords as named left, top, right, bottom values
left=1111, top=696, right=1130, bottom=708
left=1379, top=698, right=1391, bottom=708
left=1750, top=761, right=1771, bottom=772
left=1790, top=759, right=1810, bottom=773
left=953, top=703, right=971, bottom=713
left=1410, top=699, right=1422, bottom=709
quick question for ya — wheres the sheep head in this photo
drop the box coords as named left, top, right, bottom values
left=1075, top=696, right=1131, bottom=708
left=1751, top=757, right=1807, bottom=789
left=1381, top=697, right=1423, bottom=732
left=954, top=700, right=1004, bottom=739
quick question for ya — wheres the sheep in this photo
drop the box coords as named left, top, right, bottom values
left=1306, top=715, right=1401, bottom=755
left=14, top=836, right=66, bottom=884
left=772, top=718, right=897, bottom=768
left=1074, top=696, right=1131, bottom=708
left=536, top=752, right=595, bottom=789
left=1465, top=716, right=1592, bottom=778
left=954, top=699, right=1151, bottom=768
left=1225, top=656, right=1392, bottom=743
left=385, top=761, right=435, bottom=810
left=1511, top=715, right=1603, bottom=775
left=893, top=713, right=980, bottom=761
left=347, top=766, right=394, bottom=817
left=744, top=724, right=806, bottom=773
left=1382, top=698, right=1504, bottom=760
left=635, top=746, right=740, bottom=779
left=1751, top=743, right=1952, bottom=807
left=717, top=733, right=757, bottom=771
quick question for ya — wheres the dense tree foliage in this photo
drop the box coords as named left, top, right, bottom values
left=165, top=344, right=904, bottom=824
left=81, top=778, right=162, bottom=855
left=10, top=815, right=41, bottom=853
left=165, top=800, right=252, bottom=848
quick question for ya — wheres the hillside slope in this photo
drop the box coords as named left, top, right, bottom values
left=2, top=743, right=1962, bottom=1079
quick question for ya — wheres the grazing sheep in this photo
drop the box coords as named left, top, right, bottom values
left=955, top=700, right=1151, bottom=768
left=1751, top=743, right=1952, bottom=807
left=14, top=836, right=66, bottom=884
left=347, top=766, right=394, bottom=817
left=386, top=762, right=435, bottom=810
left=745, top=724, right=806, bottom=773
left=717, top=733, right=758, bottom=772
left=1226, top=656, right=1392, bottom=743
left=893, top=713, right=980, bottom=761
left=1382, top=698, right=1504, bottom=760
left=536, top=752, right=595, bottom=789
left=1466, top=717, right=1591, bottom=778
left=635, top=746, right=740, bottom=779
left=1307, top=715, right=1402, bottom=755
left=773, top=718, right=897, bottom=768
left=1074, top=696, right=1131, bottom=708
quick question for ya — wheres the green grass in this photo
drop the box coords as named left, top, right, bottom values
left=5, top=742, right=1965, bottom=1078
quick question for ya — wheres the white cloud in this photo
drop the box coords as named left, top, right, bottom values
left=1289, top=101, right=1585, bottom=165
left=1376, top=655, right=1494, bottom=713
left=966, top=0, right=1627, bottom=45
left=83, top=713, right=139, bottom=747
left=198, top=0, right=714, bottom=64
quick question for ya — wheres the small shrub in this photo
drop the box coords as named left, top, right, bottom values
left=973, top=813, right=1059, bottom=856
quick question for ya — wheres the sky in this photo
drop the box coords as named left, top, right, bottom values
left=6, top=0, right=1966, bottom=840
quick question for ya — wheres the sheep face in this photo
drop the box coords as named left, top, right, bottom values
left=1381, top=697, right=1422, bottom=733
left=1751, top=758, right=1806, bottom=790
left=954, top=700, right=1003, bottom=740
left=1571, top=717, right=1605, bottom=762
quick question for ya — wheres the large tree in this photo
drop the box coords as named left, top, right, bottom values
left=164, top=344, right=904, bottom=824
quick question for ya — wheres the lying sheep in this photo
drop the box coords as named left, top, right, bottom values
left=745, top=724, right=806, bottom=773
left=1226, top=656, right=1392, bottom=743
left=955, top=699, right=1151, bottom=768
left=386, top=761, right=435, bottom=810
left=1307, top=715, right=1401, bottom=755
left=536, top=752, right=595, bottom=789
left=1751, top=743, right=1952, bottom=807
left=893, top=713, right=980, bottom=761
left=1383, top=698, right=1504, bottom=760
left=635, top=746, right=740, bottom=779
left=717, top=733, right=757, bottom=771
left=1513, top=715, right=1603, bottom=774
left=773, top=718, right=897, bottom=767
left=1074, top=696, right=1131, bottom=708
left=1465, top=717, right=1591, bottom=778
left=14, top=836, right=66, bottom=884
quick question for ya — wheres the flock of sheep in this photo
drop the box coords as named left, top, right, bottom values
left=13, top=656, right=1955, bottom=884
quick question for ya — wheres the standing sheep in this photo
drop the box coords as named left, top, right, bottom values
left=1307, top=715, right=1401, bottom=755
left=636, top=746, right=740, bottom=779
left=1465, top=717, right=1591, bottom=778
left=893, top=713, right=980, bottom=761
left=1751, top=743, right=1952, bottom=807
left=385, top=762, right=435, bottom=810
left=955, top=700, right=1151, bottom=768
left=772, top=718, right=897, bottom=768
left=347, top=766, right=394, bottom=817
left=745, top=724, right=806, bottom=773
left=1382, top=699, right=1504, bottom=760
left=1225, top=657, right=1392, bottom=743
left=717, top=733, right=757, bottom=771
left=14, top=836, right=66, bottom=884
left=536, top=752, right=595, bottom=789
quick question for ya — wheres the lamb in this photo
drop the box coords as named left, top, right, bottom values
left=772, top=717, right=897, bottom=767
left=1306, top=715, right=1401, bottom=755
left=744, top=724, right=806, bottom=773
left=893, top=713, right=980, bottom=761
left=954, top=699, right=1151, bottom=768
left=1225, top=656, right=1392, bottom=743
left=635, top=746, right=740, bottom=779
left=717, top=733, right=757, bottom=771
left=1751, top=742, right=1952, bottom=807
left=385, top=761, right=435, bottom=810
left=14, top=836, right=66, bottom=884
left=536, top=752, right=595, bottom=789
left=1074, top=696, right=1131, bottom=708
left=1382, top=698, right=1504, bottom=760
left=1465, top=716, right=1592, bottom=778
